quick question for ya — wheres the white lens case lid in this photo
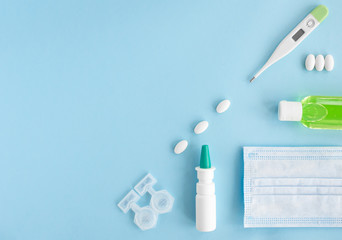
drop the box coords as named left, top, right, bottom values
left=134, top=173, right=157, bottom=195
left=117, top=190, right=140, bottom=213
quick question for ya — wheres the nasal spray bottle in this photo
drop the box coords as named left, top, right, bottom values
left=196, top=145, right=216, bottom=232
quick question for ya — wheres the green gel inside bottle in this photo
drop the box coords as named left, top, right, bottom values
left=301, top=96, right=342, bottom=129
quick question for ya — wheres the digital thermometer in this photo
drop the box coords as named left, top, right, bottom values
left=250, top=5, right=329, bottom=83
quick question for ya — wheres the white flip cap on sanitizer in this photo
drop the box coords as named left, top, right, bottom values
left=278, top=100, right=303, bottom=121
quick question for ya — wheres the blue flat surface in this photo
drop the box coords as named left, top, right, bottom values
left=1, top=0, right=342, bottom=239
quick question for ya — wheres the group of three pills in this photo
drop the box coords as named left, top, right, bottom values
left=305, top=54, right=334, bottom=71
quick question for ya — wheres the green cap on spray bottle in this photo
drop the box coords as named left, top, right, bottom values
left=200, top=145, right=211, bottom=169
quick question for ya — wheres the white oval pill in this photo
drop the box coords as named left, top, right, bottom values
left=174, top=140, right=188, bottom=154
left=325, top=54, right=334, bottom=71
left=305, top=54, right=315, bottom=71
left=216, top=99, right=231, bottom=113
left=315, top=54, right=324, bottom=71
left=194, top=121, right=209, bottom=134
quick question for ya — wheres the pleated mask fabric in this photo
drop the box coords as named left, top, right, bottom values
left=244, top=147, right=342, bottom=227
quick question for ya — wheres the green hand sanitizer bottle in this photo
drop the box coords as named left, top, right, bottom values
left=278, top=96, right=342, bottom=130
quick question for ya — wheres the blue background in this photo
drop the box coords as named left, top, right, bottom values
left=1, top=0, right=342, bottom=239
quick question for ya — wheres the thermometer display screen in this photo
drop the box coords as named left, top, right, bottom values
left=292, top=29, right=305, bottom=41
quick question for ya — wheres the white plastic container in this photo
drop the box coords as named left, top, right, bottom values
left=195, top=167, right=216, bottom=232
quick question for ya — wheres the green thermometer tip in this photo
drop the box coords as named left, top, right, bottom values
left=311, top=5, right=329, bottom=23
left=200, top=145, right=211, bottom=169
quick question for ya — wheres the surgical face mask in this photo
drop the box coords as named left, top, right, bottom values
left=244, top=147, right=342, bottom=228
left=118, top=174, right=174, bottom=230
